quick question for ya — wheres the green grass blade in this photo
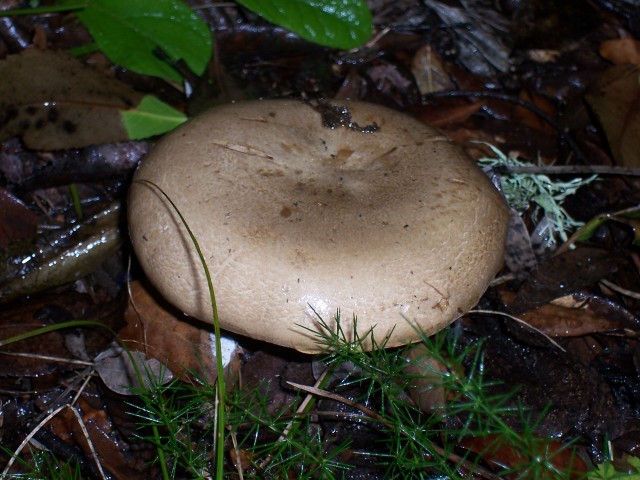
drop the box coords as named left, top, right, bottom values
left=134, top=179, right=226, bottom=479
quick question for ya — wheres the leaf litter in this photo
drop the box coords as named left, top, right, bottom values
left=0, top=0, right=640, bottom=478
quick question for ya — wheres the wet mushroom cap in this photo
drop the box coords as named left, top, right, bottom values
left=128, top=99, right=509, bottom=353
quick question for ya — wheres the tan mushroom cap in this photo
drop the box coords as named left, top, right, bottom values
left=128, top=99, right=508, bottom=353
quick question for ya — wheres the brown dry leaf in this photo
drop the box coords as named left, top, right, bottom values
left=0, top=301, right=71, bottom=377
left=503, top=208, right=537, bottom=278
left=0, top=49, right=141, bottom=150
left=0, top=187, right=39, bottom=249
left=411, top=44, right=453, bottom=95
left=585, top=64, right=640, bottom=167
left=443, top=128, right=497, bottom=156
left=513, top=247, right=625, bottom=311
left=229, top=448, right=256, bottom=470
left=121, top=281, right=219, bottom=383
left=413, top=102, right=484, bottom=127
left=513, top=90, right=556, bottom=133
left=94, top=346, right=173, bottom=395
left=599, top=38, right=640, bottom=65
left=404, top=343, right=448, bottom=414
left=460, top=434, right=588, bottom=478
left=501, top=290, right=638, bottom=337
left=47, top=397, right=144, bottom=478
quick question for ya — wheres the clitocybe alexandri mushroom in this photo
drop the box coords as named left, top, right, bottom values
left=128, top=99, right=509, bottom=353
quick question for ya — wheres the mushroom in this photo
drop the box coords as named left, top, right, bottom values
left=128, top=99, right=509, bottom=353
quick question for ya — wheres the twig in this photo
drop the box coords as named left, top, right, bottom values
left=497, top=164, right=640, bottom=177
left=229, top=430, right=245, bottom=480
left=2, top=404, right=107, bottom=480
left=257, top=366, right=331, bottom=470
left=600, top=279, right=640, bottom=300
left=0, top=352, right=93, bottom=366
left=67, top=406, right=107, bottom=480
left=425, top=90, right=587, bottom=163
left=286, top=381, right=503, bottom=480
left=469, top=310, right=566, bottom=352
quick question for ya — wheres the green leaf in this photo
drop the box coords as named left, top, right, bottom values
left=60, top=0, right=212, bottom=82
left=588, top=457, right=640, bottom=479
left=237, top=0, right=372, bottom=49
left=121, top=95, right=187, bottom=140
left=574, top=205, right=640, bottom=245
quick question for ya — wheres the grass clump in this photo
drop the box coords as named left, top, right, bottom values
left=127, top=314, right=586, bottom=478
left=2, top=315, right=589, bottom=478
left=2, top=448, right=83, bottom=480
left=304, top=316, right=585, bottom=479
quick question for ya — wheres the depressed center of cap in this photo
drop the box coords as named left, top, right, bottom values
left=128, top=99, right=509, bottom=353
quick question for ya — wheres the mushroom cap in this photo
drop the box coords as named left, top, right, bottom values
left=128, top=99, right=508, bottom=353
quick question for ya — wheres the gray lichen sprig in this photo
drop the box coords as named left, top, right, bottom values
left=478, top=144, right=598, bottom=247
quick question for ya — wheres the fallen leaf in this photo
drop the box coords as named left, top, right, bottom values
left=570, top=205, right=640, bottom=247
left=427, top=0, right=510, bottom=76
left=0, top=187, right=39, bottom=249
left=513, top=247, right=626, bottom=311
left=120, top=281, right=240, bottom=383
left=513, top=90, right=556, bottom=133
left=94, top=345, right=173, bottom=395
left=0, top=203, right=122, bottom=304
left=413, top=101, right=484, bottom=127
left=501, top=289, right=639, bottom=337
left=45, top=395, right=141, bottom=478
left=404, top=343, right=448, bottom=413
left=503, top=208, right=538, bottom=277
left=0, top=300, right=75, bottom=377
left=0, top=49, right=138, bottom=149
left=411, top=44, right=453, bottom=95
left=0, top=49, right=186, bottom=150
left=460, top=434, right=588, bottom=478
left=585, top=64, right=640, bottom=167
left=599, top=38, right=640, bottom=66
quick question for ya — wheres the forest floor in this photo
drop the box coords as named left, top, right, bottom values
left=1, top=0, right=640, bottom=478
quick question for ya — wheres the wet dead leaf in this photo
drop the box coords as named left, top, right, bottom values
left=571, top=205, right=640, bottom=247
left=411, top=44, right=453, bottom=95
left=460, top=434, right=588, bottom=478
left=585, top=64, right=640, bottom=167
left=120, top=281, right=222, bottom=383
left=229, top=448, right=256, bottom=470
left=414, top=101, right=484, bottom=128
left=94, top=345, right=173, bottom=395
left=0, top=49, right=140, bottom=150
left=0, top=301, right=73, bottom=377
left=513, top=90, right=556, bottom=134
left=427, top=0, right=510, bottom=76
left=404, top=344, right=448, bottom=414
left=0, top=187, right=39, bottom=249
left=45, top=396, right=141, bottom=479
left=599, top=38, right=640, bottom=66
left=0, top=203, right=122, bottom=304
left=501, top=289, right=639, bottom=337
left=513, top=247, right=625, bottom=311
left=504, top=208, right=537, bottom=278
